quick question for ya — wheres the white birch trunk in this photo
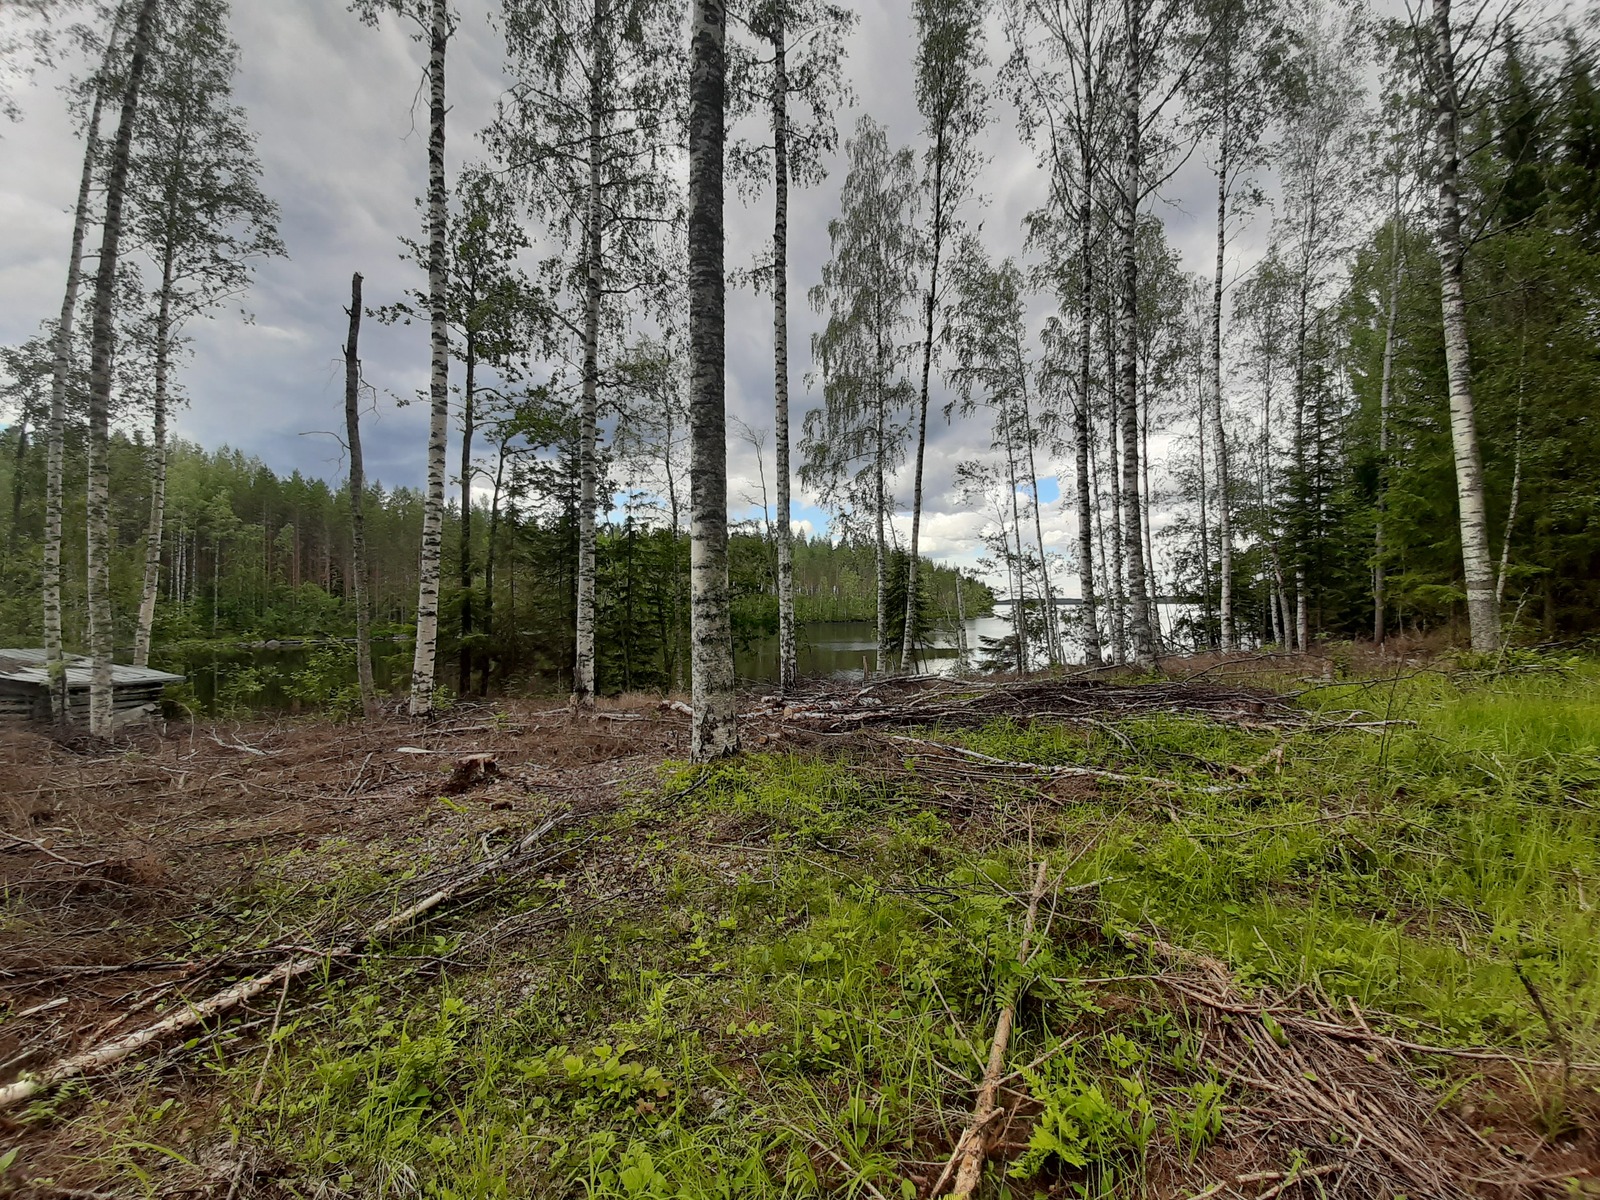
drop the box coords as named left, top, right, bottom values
left=346, top=272, right=378, bottom=718
left=688, top=0, right=737, bottom=759
left=1209, top=135, right=1235, bottom=650
left=134, top=244, right=177, bottom=669
left=409, top=0, right=451, bottom=716
left=46, top=74, right=109, bottom=727
left=1118, top=3, right=1155, bottom=669
left=1106, top=379, right=1126, bottom=664
left=1374, top=196, right=1402, bottom=645
left=1018, top=365, right=1058, bottom=666
left=1074, top=192, right=1102, bottom=665
left=572, top=6, right=603, bottom=711
left=771, top=10, right=796, bottom=695
left=85, top=0, right=160, bottom=737
left=1431, top=0, right=1499, bottom=652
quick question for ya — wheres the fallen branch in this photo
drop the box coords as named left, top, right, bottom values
left=0, top=816, right=566, bottom=1112
left=934, top=860, right=1051, bottom=1200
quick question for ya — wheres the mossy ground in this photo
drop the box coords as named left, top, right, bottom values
left=5, top=658, right=1600, bottom=1197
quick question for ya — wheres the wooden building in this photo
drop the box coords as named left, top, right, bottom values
left=0, top=650, right=184, bottom=726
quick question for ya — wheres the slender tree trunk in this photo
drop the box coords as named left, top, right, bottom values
left=1106, top=378, right=1126, bottom=663
left=1209, top=123, right=1234, bottom=650
left=573, top=14, right=604, bottom=712
left=345, top=273, right=378, bottom=719
left=954, top=570, right=968, bottom=670
left=1431, top=0, right=1499, bottom=652
left=1000, top=404, right=1031, bottom=675
left=1018, top=366, right=1058, bottom=666
left=46, top=10, right=115, bottom=729
left=409, top=0, right=451, bottom=717
left=1496, top=324, right=1524, bottom=607
left=85, top=0, right=159, bottom=736
left=901, top=131, right=946, bottom=672
left=1118, top=1, right=1154, bottom=669
left=1374, top=198, right=1402, bottom=645
left=874, top=344, right=888, bottom=669
left=770, top=10, right=797, bottom=695
left=1072, top=201, right=1103, bottom=665
left=7, top=398, right=30, bottom=557
left=688, top=0, right=737, bottom=759
left=459, top=334, right=476, bottom=694
left=1291, top=261, right=1312, bottom=653
left=133, top=264, right=174, bottom=669
left=482, top=439, right=506, bottom=696
left=1196, top=375, right=1211, bottom=645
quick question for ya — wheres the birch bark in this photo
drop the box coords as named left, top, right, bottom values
left=133, top=256, right=174, bottom=668
left=688, top=0, right=737, bottom=759
left=85, top=0, right=160, bottom=736
left=1073, top=192, right=1102, bottom=665
left=771, top=7, right=796, bottom=694
left=46, top=71, right=109, bottom=726
left=1208, top=127, right=1234, bottom=650
left=1374, top=199, right=1402, bottom=645
left=572, top=8, right=604, bottom=711
left=1118, top=0, right=1155, bottom=669
left=409, top=0, right=451, bottom=716
left=1431, top=0, right=1499, bottom=652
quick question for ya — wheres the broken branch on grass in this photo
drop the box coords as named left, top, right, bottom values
left=934, top=860, right=1051, bottom=1200
left=0, top=816, right=567, bottom=1112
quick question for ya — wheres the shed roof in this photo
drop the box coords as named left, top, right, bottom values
left=0, top=649, right=185, bottom=689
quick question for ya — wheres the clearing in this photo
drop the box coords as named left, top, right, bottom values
left=2, top=655, right=1598, bottom=1198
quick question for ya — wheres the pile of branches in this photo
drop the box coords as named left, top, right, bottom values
left=761, top=675, right=1307, bottom=737
left=1124, top=932, right=1575, bottom=1199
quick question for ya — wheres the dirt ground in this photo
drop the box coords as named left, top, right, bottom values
left=0, top=697, right=679, bottom=1101
left=2, top=669, right=1597, bottom=1198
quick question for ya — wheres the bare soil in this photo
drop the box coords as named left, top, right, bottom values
left=2, top=673, right=1596, bottom=1198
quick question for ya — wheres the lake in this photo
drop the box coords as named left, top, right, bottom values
left=153, top=606, right=1199, bottom=712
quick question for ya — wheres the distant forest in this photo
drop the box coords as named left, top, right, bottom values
left=0, top=432, right=991, bottom=694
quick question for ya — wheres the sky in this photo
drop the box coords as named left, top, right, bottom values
left=0, top=0, right=1303, bottom=592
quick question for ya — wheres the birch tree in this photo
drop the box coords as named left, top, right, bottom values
left=946, top=238, right=1059, bottom=667
left=1008, top=0, right=1117, bottom=665
left=1275, top=3, right=1363, bottom=649
left=84, top=0, right=159, bottom=736
left=901, top=0, right=988, bottom=671
left=380, top=168, right=545, bottom=694
left=45, top=11, right=120, bottom=726
left=351, top=0, right=455, bottom=717
left=736, top=0, right=854, bottom=695
left=688, top=0, right=737, bottom=758
left=1424, top=0, right=1499, bottom=651
left=1184, top=0, right=1290, bottom=650
left=1110, top=0, right=1190, bottom=668
left=803, top=116, right=919, bottom=668
left=127, top=0, right=282, bottom=667
left=497, top=0, right=679, bottom=711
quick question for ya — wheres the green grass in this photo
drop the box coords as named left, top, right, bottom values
left=22, top=658, right=1600, bottom=1198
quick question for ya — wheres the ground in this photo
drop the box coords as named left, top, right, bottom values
left=1, top=654, right=1598, bottom=1198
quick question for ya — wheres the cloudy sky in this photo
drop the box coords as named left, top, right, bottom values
left=0, top=0, right=1284, bottom=590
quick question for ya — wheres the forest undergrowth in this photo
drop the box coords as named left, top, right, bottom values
left=2, top=655, right=1599, bottom=1198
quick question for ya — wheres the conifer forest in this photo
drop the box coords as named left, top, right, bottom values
left=1, top=0, right=1599, bottom=1197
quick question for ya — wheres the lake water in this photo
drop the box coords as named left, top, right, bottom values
left=154, top=606, right=1198, bottom=711
left=736, top=604, right=1197, bottom=682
